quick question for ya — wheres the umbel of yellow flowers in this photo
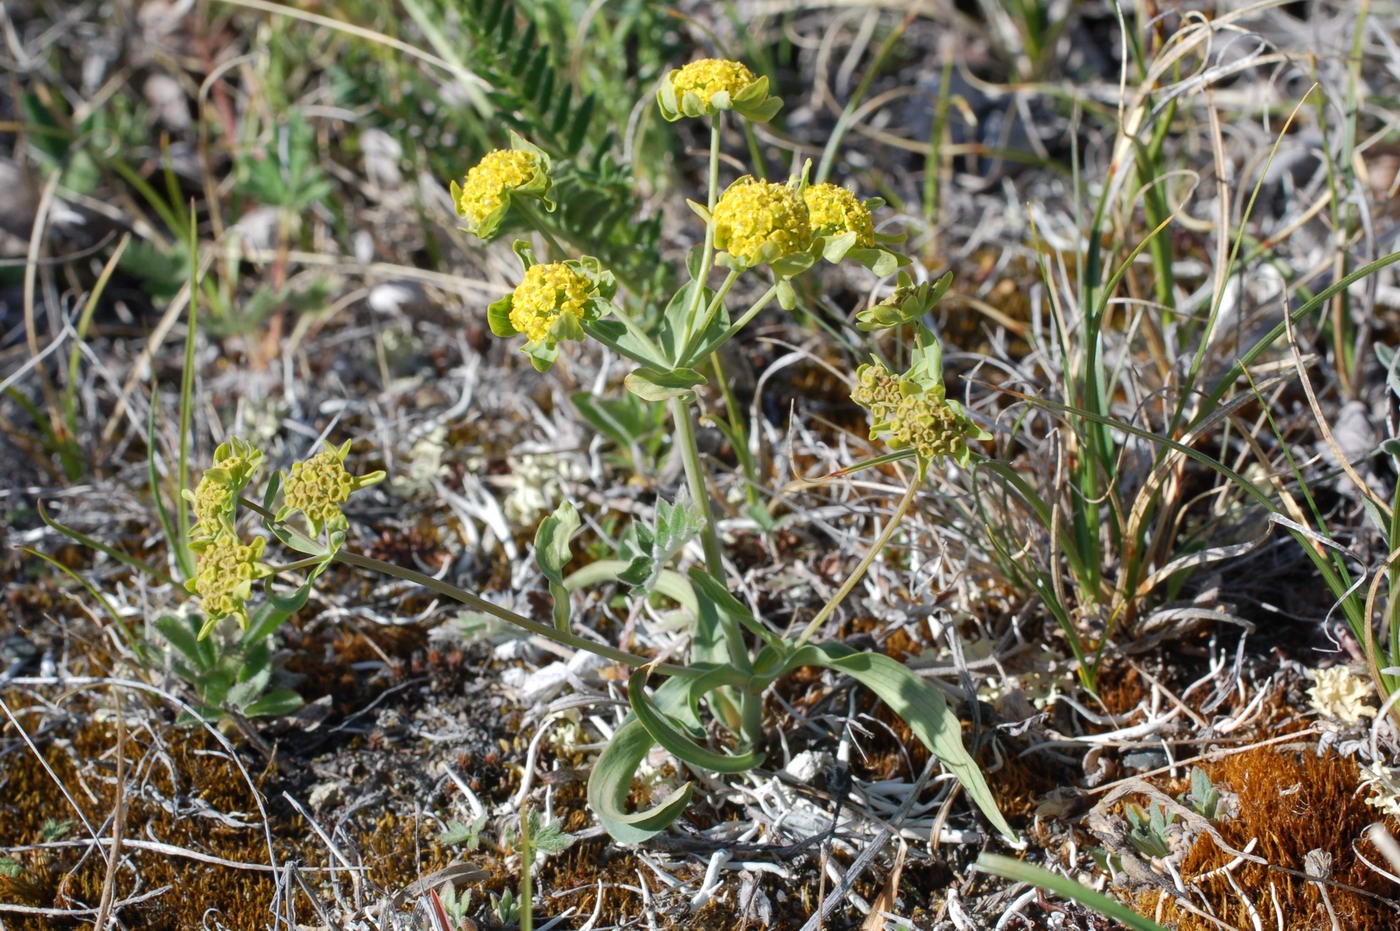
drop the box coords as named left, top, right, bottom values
left=487, top=243, right=618, bottom=372
left=509, top=263, right=595, bottom=343
left=187, top=531, right=271, bottom=636
left=658, top=58, right=783, bottom=122
left=804, top=183, right=875, bottom=248
left=711, top=177, right=813, bottom=267
left=450, top=134, right=553, bottom=241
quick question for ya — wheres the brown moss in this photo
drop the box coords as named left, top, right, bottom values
left=0, top=689, right=457, bottom=929
left=1095, top=660, right=1146, bottom=716
left=1140, top=746, right=1399, bottom=930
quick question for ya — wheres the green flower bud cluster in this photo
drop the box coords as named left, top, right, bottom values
left=184, top=437, right=263, bottom=541
left=186, top=531, right=271, bottom=634
left=277, top=440, right=386, bottom=535
left=851, top=334, right=989, bottom=468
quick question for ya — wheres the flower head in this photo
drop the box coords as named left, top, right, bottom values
left=855, top=271, right=953, bottom=331
left=486, top=246, right=617, bottom=372
left=279, top=440, right=385, bottom=535
left=183, top=437, right=263, bottom=540
left=673, top=59, right=755, bottom=107
left=658, top=59, right=782, bottom=122
left=450, top=137, right=552, bottom=240
left=712, top=178, right=812, bottom=267
left=851, top=361, right=904, bottom=429
left=509, top=263, right=594, bottom=343
left=187, top=530, right=271, bottom=635
left=804, top=183, right=874, bottom=247
left=851, top=330, right=989, bottom=468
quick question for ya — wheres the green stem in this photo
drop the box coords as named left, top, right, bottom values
left=175, top=210, right=200, bottom=580
left=669, top=397, right=725, bottom=580
left=518, top=202, right=569, bottom=259
left=715, top=284, right=777, bottom=345
left=241, top=498, right=689, bottom=675
left=709, top=352, right=762, bottom=513
left=333, top=549, right=691, bottom=675
left=680, top=267, right=742, bottom=364
left=684, top=117, right=724, bottom=338
left=795, top=478, right=918, bottom=648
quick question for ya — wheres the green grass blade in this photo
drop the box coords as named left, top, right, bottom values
left=974, top=854, right=1167, bottom=931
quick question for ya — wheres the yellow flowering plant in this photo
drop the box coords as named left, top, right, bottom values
left=438, top=56, right=1015, bottom=846
left=164, top=53, right=1016, bottom=844
left=155, top=435, right=382, bottom=722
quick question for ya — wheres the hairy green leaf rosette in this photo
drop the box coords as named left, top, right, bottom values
left=855, top=270, right=953, bottom=331
left=657, top=58, right=782, bottom=123
left=710, top=176, right=817, bottom=277
left=487, top=243, right=618, bottom=372
left=276, top=440, right=386, bottom=537
left=803, top=182, right=908, bottom=276
left=450, top=134, right=553, bottom=241
left=851, top=328, right=989, bottom=469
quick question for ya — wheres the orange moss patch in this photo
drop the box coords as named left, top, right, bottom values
left=1141, top=746, right=1399, bottom=931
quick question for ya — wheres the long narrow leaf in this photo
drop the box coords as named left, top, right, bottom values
left=778, top=644, right=1017, bottom=842
left=973, top=854, right=1167, bottom=931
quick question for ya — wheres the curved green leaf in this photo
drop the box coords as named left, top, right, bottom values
left=778, top=644, right=1016, bottom=842
left=624, top=366, right=705, bottom=402
left=627, top=667, right=761, bottom=774
left=588, top=717, right=694, bottom=844
left=973, top=855, right=1166, bottom=931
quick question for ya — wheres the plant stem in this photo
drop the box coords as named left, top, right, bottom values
left=332, top=549, right=690, bottom=675
left=684, top=117, right=724, bottom=340
left=518, top=202, right=569, bottom=259
left=794, top=478, right=918, bottom=648
left=241, top=498, right=689, bottom=675
left=708, top=284, right=778, bottom=350
left=680, top=267, right=742, bottom=364
left=669, top=397, right=725, bottom=580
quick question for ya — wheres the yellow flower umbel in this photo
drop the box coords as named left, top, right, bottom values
left=187, top=530, right=271, bottom=636
left=658, top=58, right=782, bottom=122
left=450, top=135, right=552, bottom=240
left=851, top=329, right=989, bottom=469
left=183, top=437, right=263, bottom=541
left=487, top=245, right=617, bottom=372
left=804, top=183, right=874, bottom=247
left=711, top=177, right=812, bottom=268
left=672, top=59, right=754, bottom=107
left=278, top=440, right=386, bottom=536
left=510, top=263, right=593, bottom=343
